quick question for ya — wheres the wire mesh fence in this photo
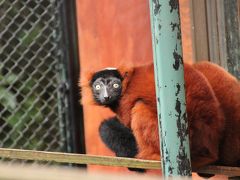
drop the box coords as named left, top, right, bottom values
left=0, top=0, right=72, bottom=163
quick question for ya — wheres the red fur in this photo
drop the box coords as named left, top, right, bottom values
left=184, top=64, right=225, bottom=168
left=194, top=61, right=240, bottom=166
left=114, top=63, right=226, bottom=169
left=84, top=62, right=240, bottom=169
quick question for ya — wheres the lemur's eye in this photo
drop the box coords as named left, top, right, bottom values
left=95, top=85, right=101, bottom=90
left=113, top=83, right=119, bottom=89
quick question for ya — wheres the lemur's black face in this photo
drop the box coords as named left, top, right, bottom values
left=91, top=69, right=123, bottom=106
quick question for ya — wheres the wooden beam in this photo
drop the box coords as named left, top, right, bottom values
left=0, top=148, right=160, bottom=170
left=0, top=148, right=239, bottom=176
left=191, top=0, right=210, bottom=61
left=197, top=165, right=240, bottom=177
left=0, top=163, right=161, bottom=180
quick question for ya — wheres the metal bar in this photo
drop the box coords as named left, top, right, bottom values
left=61, top=0, right=86, bottom=157
left=149, top=0, right=192, bottom=177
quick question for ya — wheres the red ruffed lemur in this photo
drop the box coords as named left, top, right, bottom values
left=194, top=61, right=240, bottom=167
left=83, top=61, right=240, bottom=172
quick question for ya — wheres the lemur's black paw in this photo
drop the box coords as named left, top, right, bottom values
left=197, top=173, right=215, bottom=179
left=99, top=117, right=138, bottom=158
left=128, top=167, right=146, bottom=173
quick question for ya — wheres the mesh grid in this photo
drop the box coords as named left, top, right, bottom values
left=0, top=0, right=70, bottom=158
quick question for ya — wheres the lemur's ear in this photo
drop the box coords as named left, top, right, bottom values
left=79, top=70, right=96, bottom=106
left=118, top=66, right=134, bottom=94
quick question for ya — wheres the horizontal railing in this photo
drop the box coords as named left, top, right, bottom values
left=0, top=148, right=239, bottom=177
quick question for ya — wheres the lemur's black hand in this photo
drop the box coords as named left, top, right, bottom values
left=99, top=117, right=146, bottom=173
left=99, top=117, right=137, bottom=157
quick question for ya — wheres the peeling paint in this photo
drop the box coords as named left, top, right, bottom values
left=175, top=98, right=181, bottom=116
left=172, top=49, right=183, bottom=70
left=177, top=31, right=181, bottom=40
left=169, top=0, right=179, bottom=13
left=177, top=146, right=191, bottom=175
left=175, top=98, right=190, bottom=175
left=158, top=24, right=162, bottom=31
left=154, top=65, right=161, bottom=89
left=170, top=22, right=178, bottom=32
left=162, top=133, right=174, bottom=174
left=158, top=114, right=165, bottom=172
left=170, top=22, right=181, bottom=40
left=168, top=166, right=174, bottom=174
left=182, top=112, right=188, bottom=124
left=175, top=83, right=180, bottom=96
left=175, top=98, right=188, bottom=143
left=153, top=0, right=161, bottom=15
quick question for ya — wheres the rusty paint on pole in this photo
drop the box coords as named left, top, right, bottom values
left=149, top=0, right=192, bottom=177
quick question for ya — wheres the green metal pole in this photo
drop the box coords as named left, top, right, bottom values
left=149, top=0, right=192, bottom=177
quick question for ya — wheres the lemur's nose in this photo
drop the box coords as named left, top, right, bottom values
left=104, top=96, right=110, bottom=101
left=103, top=87, right=109, bottom=101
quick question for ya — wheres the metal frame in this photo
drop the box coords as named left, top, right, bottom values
left=0, top=0, right=71, bottom=156
left=61, top=0, right=86, bottom=158
left=149, top=0, right=192, bottom=177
